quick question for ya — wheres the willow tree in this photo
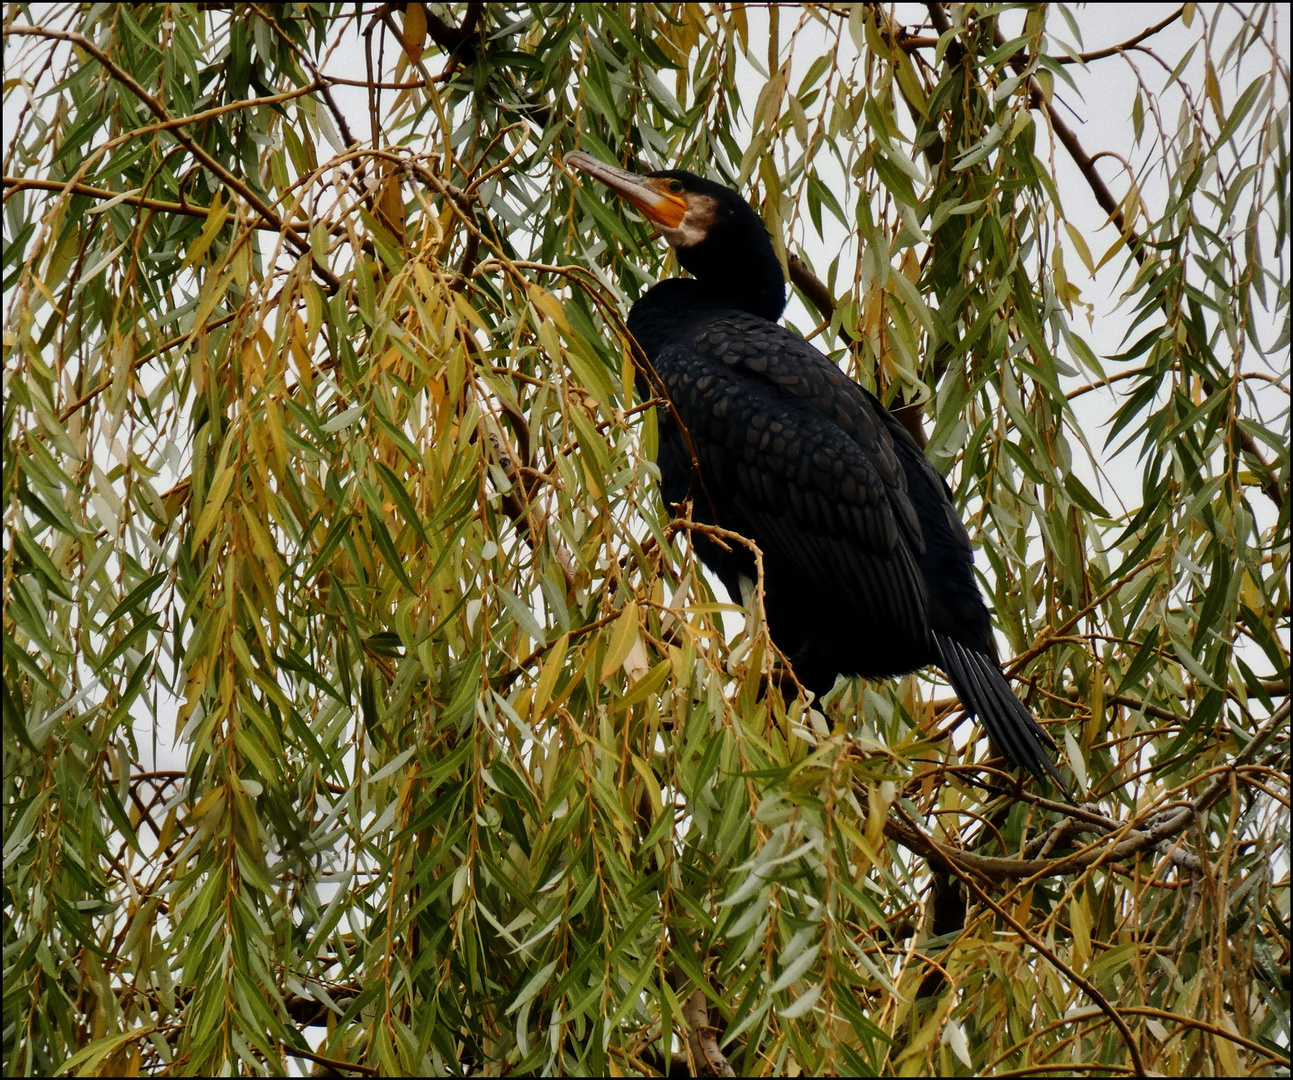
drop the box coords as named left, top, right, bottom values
left=3, top=3, right=1288, bottom=1076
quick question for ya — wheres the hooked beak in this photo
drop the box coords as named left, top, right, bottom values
left=564, top=150, right=688, bottom=230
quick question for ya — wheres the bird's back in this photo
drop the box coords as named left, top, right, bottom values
left=631, top=293, right=1001, bottom=690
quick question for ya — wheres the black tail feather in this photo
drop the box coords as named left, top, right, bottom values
left=932, top=633, right=1073, bottom=799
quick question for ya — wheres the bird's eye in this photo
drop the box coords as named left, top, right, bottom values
left=667, top=180, right=684, bottom=194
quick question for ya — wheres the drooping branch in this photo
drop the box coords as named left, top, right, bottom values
left=925, top=3, right=1287, bottom=512
left=892, top=802, right=1149, bottom=1077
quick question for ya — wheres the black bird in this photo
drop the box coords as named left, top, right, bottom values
left=565, top=151, right=1068, bottom=791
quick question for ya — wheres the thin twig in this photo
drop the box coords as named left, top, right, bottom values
left=893, top=802, right=1148, bottom=1076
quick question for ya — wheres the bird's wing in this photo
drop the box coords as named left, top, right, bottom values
left=656, top=313, right=929, bottom=642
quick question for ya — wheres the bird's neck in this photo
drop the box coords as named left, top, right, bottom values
left=676, top=237, right=787, bottom=324
left=627, top=253, right=786, bottom=360
left=625, top=280, right=749, bottom=360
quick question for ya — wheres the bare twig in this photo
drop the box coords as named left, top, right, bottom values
left=1062, top=8, right=1185, bottom=64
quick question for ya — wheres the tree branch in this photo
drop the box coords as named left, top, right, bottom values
left=787, top=253, right=928, bottom=447
left=893, top=802, right=1148, bottom=1076
left=1061, top=8, right=1185, bottom=65
left=887, top=700, right=1289, bottom=886
left=4, top=25, right=340, bottom=291
left=683, top=987, right=736, bottom=1077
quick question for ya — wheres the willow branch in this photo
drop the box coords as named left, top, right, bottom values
left=683, top=987, right=735, bottom=1077
left=893, top=803, right=1148, bottom=1076
left=887, top=700, right=1288, bottom=885
left=4, top=25, right=340, bottom=292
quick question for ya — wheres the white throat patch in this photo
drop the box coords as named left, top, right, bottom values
left=659, top=192, right=720, bottom=250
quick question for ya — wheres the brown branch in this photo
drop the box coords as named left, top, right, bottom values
left=990, top=1002, right=1288, bottom=1074
left=942, top=7, right=1186, bottom=66
left=893, top=802, right=1148, bottom=1076
left=1060, top=8, right=1185, bottom=65
left=281, top=1046, right=377, bottom=1076
left=921, top=4, right=1141, bottom=257
left=887, top=700, right=1289, bottom=887
left=422, top=1, right=483, bottom=65
left=1, top=176, right=283, bottom=229
left=683, top=987, right=736, bottom=1077
left=3, top=25, right=340, bottom=292
left=1190, top=700, right=1290, bottom=810
left=27, top=79, right=324, bottom=153
left=451, top=228, right=481, bottom=292
left=786, top=252, right=834, bottom=324
left=787, top=253, right=928, bottom=447
left=5, top=176, right=204, bottom=218
left=312, top=75, right=430, bottom=90
left=884, top=807, right=1190, bottom=884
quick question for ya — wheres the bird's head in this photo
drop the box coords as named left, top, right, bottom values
left=564, top=151, right=725, bottom=249
left=564, top=151, right=785, bottom=320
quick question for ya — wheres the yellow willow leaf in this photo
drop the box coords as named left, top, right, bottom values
left=865, top=781, right=892, bottom=851
left=528, top=285, right=569, bottom=330
left=452, top=292, right=490, bottom=333
left=1071, top=888, right=1092, bottom=970
left=178, top=656, right=210, bottom=725
left=1014, top=886, right=1034, bottom=925
left=181, top=191, right=227, bottom=272
left=601, top=602, right=640, bottom=681
left=289, top=327, right=313, bottom=394
left=894, top=1004, right=943, bottom=1064
left=1205, top=59, right=1222, bottom=118
left=189, top=786, right=226, bottom=826
left=264, top=395, right=287, bottom=477
left=894, top=48, right=928, bottom=119
left=191, top=463, right=236, bottom=547
left=240, top=339, right=264, bottom=390
left=243, top=507, right=282, bottom=588
left=304, top=280, right=324, bottom=347
left=1064, top=220, right=1095, bottom=274
left=191, top=267, right=233, bottom=338
left=629, top=754, right=663, bottom=819
left=402, top=2, right=427, bottom=64
left=231, top=239, right=251, bottom=290
left=532, top=633, right=568, bottom=722
left=1213, top=1017, right=1243, bottom=1075
left=378, top=172, right=406, bottom=241
left=246, top=413, right=268, bottom=480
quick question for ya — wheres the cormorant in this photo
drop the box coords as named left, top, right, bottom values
left=565, top=151, right=1068, bottom=791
